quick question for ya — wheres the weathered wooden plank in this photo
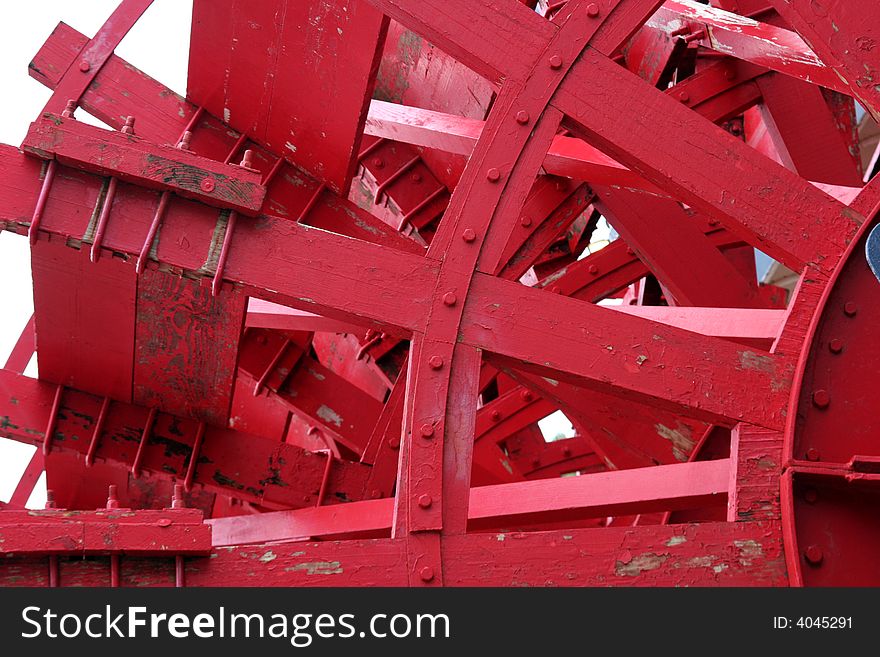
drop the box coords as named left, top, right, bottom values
left=134, top=268, right=246, bottom=426
left=189, top=0, right=388, bottom=194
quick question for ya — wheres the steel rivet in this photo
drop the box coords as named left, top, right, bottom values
left=200, top=177, right=216, bottom=193
left=487, top=167, right=501, bottom=182
left=828, top=339, right=844, bottom=354
left=79, top=60, right=91, bottom=73
left=61, top=100, right=77, bottom=119
left=462, top=228, right=477, bottom=242
left=803, top=488, right=819, bottom=504
left=708, top=218, right=720, bottom=226
left=812, top=389, right=830, bottom=409
left=411, top=172, right=422, bottom=183
left=520, top=389, right=533, bottom=401
left=586, top=3, right=600, bottom=17
left=843, top=301, right=858, bottom=317
left=419, top=423, right=435, bottom=439
left=418, top=494, right=433, bottom=509
left=804, top=545, right=824, bottom=566
left=679, top=91, right=690, bottom=103
left=121, top=116, right=136, bottom=135
left=372, top=157, right=384, bottom=169
left=428, top=355, right=444, bottom=370
left=419, top=566, right=435, bottom=582
left=550, top=286, right=561, bottom=294
left=490, top=409, right=501, bottom=422
left=371, top=490, right=382, bottom=499
left=106, top=485, right=119, bottom=509
left=806, top=447, right=820, bottom=462
left=589, top=264, right=599, bottom=275
left=521, top=217, right=532, bottom=227
left=387, top=437, right=400, bottom=450
left=442, top=292, right=457, bottom=306
left=515, top=110, right=530, bottom=125
left=549, top=54, right=563, bottom=70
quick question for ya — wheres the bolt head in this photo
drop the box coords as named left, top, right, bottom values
left=487, top=167, right=501, bottom=182
left=79, top=60, right=91, bottom=73
left=428, top=355, right=444, bottom=370
left=419, top=423, right=435, bottom=439
left=442, top=292, right=457, bottom=307
left=844, top=301, right=858, bottom=317
left=418, top=494, right=433, bottom=509
left=462, top=228, right=477, bottom=242
left=515, top=110, right=530, bottom=125
left=804, top=545, right=824, bottom=566
left=549, top=54, right=563, bottom=70
left=806, top=447, right=820, bottom=462
left=586, top=2, right=600, bottom=17
left=200, top=177, right=216, bottom=193
left=812, top=389, right=830, bottom=409
left=419, top=566, right=435, bottom=582
left=828, top=338, right=844, bottom=354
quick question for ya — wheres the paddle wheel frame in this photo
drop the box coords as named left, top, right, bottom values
left=0, top=0, right=878, bottom=587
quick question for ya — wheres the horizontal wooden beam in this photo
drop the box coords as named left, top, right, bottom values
left=209, top=458, right=729, bottom=544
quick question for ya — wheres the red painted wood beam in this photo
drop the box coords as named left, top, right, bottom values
left=4, top=314, right=35, bottom=374
left=555, top=50, right=861, bottom=274
left=40, top=0, right=154, bottom=116
left=29, top=22, right=424, bottom=257
left=366, top=99, right=859, bottom=205
left=611, top=306, right=784, bottom=347
left=497, top=179, right=594, bottom=280
left=1, top=150, right=791, bottom=429
left=31, top=235, right=137, bottom=402
left=0, top=520, right=785, bottom=586
left=246, top=299, right=364, bottom=334
left=133, top=268, right=246, bottom=425
left=4, top=315, right=41, bottom=509
left=0, top=370, right=371, bottom=510
left=209, top=458, right=729, bottom=544
left=755, top=73, right=863, bottom=187
left=649, top=0, right=847, bottom=94
left=23, top=114, right=266, bottom=215
left=237, top=329, right=383, bottom=457
left=592, top=185, right=760, bottom=308
left=188, top=0, right=388, bottom=194
left=0, top=508, right=211, bottom=555
left=466, top=274, right=791, bottom=429
left=767, top=0, right=880, bottom=122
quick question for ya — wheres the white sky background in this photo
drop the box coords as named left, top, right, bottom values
left=0, top=1, right=192, bottom=506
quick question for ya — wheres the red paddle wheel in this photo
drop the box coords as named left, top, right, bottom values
left=0, top=0, right=878, bottom=586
